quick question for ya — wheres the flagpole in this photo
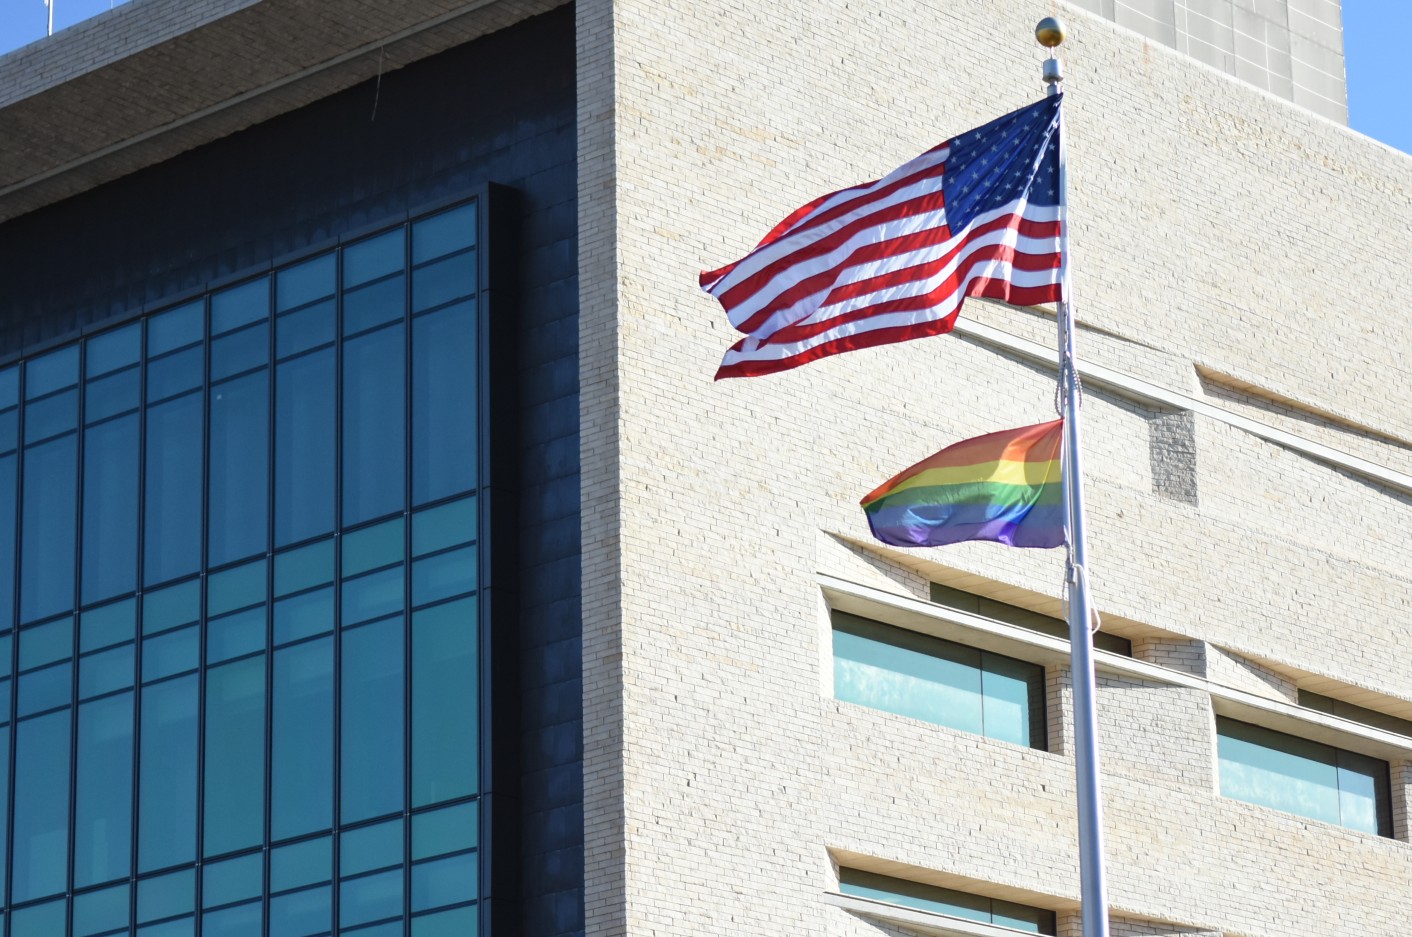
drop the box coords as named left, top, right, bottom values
left=1037, top=17, right=1111, bottom=937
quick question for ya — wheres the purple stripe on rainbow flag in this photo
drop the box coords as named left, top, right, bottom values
left=860, top=419, right=1066, bottom=549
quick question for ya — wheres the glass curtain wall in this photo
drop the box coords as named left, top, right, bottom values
left=0, top=199, right=484, bottom=937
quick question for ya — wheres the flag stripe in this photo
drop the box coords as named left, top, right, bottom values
left=703, top=96, right=1063, bottom=378
left=860, top=420, right=1065, bottom=550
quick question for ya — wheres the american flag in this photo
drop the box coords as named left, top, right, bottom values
left=702, top=96, right=1064, bottom=379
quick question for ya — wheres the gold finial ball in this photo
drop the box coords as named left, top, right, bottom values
left=1035, top=16, right=1066, bottom=48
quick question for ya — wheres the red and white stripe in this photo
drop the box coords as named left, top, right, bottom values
left=701, top=143, right=1062, bottom=379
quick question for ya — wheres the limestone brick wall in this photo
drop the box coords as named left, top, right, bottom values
left=578, top=0, right=1412, bottom=934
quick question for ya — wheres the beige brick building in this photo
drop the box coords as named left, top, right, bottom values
left=0, top=1, right=1407, bottom=935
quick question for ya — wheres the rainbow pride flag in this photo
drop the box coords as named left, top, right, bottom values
left=861, top=420, right=1066, bottom=549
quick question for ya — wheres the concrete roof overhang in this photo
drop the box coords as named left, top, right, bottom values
left=0, top=0, right=566, bottom=224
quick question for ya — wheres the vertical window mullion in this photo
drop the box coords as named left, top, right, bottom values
left=67, top=338, right=88, bottom=936
left=403, top=219, right=415, bottom=933
left=331, top=239, right=345, bottom=937
left=4, top=363, right=24, bottom=917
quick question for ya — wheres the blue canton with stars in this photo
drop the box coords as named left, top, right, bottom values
left=941, top=95, right=1061, bottom=233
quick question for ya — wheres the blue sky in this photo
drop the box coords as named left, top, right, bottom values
left=0, top=0, right=1405, bottom=154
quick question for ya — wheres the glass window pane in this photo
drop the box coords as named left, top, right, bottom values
left=342, top=566, right=405, bottom=627
left=838, top=869, right=990, bottom=923
left=82, top=412, right=140, bottom=603
left=411, top=302, right=476, bottom=504
left=79, top=643, right=134, bottom=700
left=411, top=546, right=476, bottom=608
left=142, top=625, right=198, bottom=682
left=980, top=653, right=1042, bottom=748
left=276, top=539, right=335, bottom=596
left=211, top=322, right=268, bottom=381
left=10, top=897, right=67, bottom=937
left=208, top=607, right=267, bottom=664
left=81, top=598, right=135, bottom=652
left=339, top=868, right=404, bottom=928
left=277, top=299, right=335, bottom=359
left=144, top=393, right=203, bottom=586
left=84, top=367, right=140, bottom=423
left=146, top=348, right=202, bottom=402
left=26, top=345, right=79, bottom=399
left=0, top=453, right=14, bottom=632
left=344, top=518, right=404, bottom=577
left=137, top=867, right=195, bottom=923
left=211, top=278, right=269, bottom=335
left=12, top=708, right=72, bottom=902
left=25, top=387, right=78, bottom=442
left=270, top=836, right=331, bottom=892
left=412, top=801, right=478, bottom=861
left=74, top=882, right=130, bottom=937
left=412, top=255, right=475, bottom=313
left=341, top=817, right=403, bottom=876
left=18, top=661, right=72, bottom=716
left=832, top=616, right=984, bottom=736
left=275, top=348, right=335, bottom=547
left=412, top=905, right=476, bottom=937
left=344, top=229, right=404, bottom=289
left=1337, top=748, right=1389, bottom=836
left=19, top=616, right=72, bottom=669
left=204, top=656, right=267, bottom=856
left=75, top=692, right=134, bottom=886
left=274, top=586, right=334, bottom=646
left=0, top=365, right=16, bottom=407
left=209, top=559, right=267, bottom=617
left=278, top=253, right=336, bottom=312
left=412, top=498, right=475, bottom=558
left=203, top=852, right=263, bottom=908
left=412, top=598, right=477, bottom=806
left=343, top=324, right=405, bottom=526
left=0, top=725, right=8, bottom=888
left=202, top=901, right=262, bottom=936
left=137, top=918, right=195, bottom=937
left=138, top=674, right=198, bottom=872
left=272, top=637, right=334, bottom=840
left=344, top=275, right=405, bottom=336
left=411, top=851, right=476, bottom=912
left=412, top=205, right=476, bottom=265
left=0, top=407, right=15, bottom=453
left=86, top=323, right=141, bottom=378
left=1218, top=717, right=1342, bottom=826
left=209, top=368, right=269, bottom=566
left=147, top=301, right=202, bottom=357
left=143, top=579, right=199, bottom=635
left=20, top=434, right=77, bottom=623
left=341, top=617, right=405, bottom=823
left=269, top=884, right=330, bottom=937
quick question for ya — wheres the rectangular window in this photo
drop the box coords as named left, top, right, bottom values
left=832, top=611, right=1046, bottom=749
left=839, top=868, right=1056, bottom=935
left=930, top=582, right=1132, bottom=657
left=1216, top=716, right=1393, bottom=837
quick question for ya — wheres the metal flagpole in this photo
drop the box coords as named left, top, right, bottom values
left=1036, top=17, right=1111, bottom=937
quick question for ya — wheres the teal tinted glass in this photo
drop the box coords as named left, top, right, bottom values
left=412, top=801, right=478, bottom=861
left=342, top=818, right=404, bottom=876
left=275, top=539, right=335, bottom=596
left=1217, top=716, right=1391, bottom=836
left=10, top=898, right=66, bottom=937
left=343, top=518, right=404, bottom=576
left=26, top=346, right=79, bottom=399
left=142, top=626, right=198, bottom=682
left=138, top=867, right=195, bottom=923
left=412, top=497, right=476, bottom=557
left=838, top=869, right=1053, bottom=934
left=340, top=868, right=403, bottom=929
left=832, top=612, right=1043, bottom=749
left=208, top=558, right=267, bottom=617
left=0, top=365, right=18, bottom=408
left=74, top=882, right=129, bottom=937
left=81, top=598, right=136, bottom=652
left=19, top=617, right=73, bottom=669
left=203, top=852, right=263, bottom=908
left=411, top=545, right=476, bottom=607
left=411, top=851, right=476, bottom=912
left=270, top=835, right=332, bottom=892
left=274, top=586, right=334, bottom=646
left=79, top=644, right=135, bottom=699
left=342, top=566, right=405, bottom=626
left=207, top=607, right=266, bottom=663
left=412, top=599, right=477, bottom=805
left=412, top=905, right=477, bottom=937
left=143, top=580, right=200, bottom=635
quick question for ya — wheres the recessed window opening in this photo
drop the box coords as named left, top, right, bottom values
left=839, top=868, right=1056, bottom=935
